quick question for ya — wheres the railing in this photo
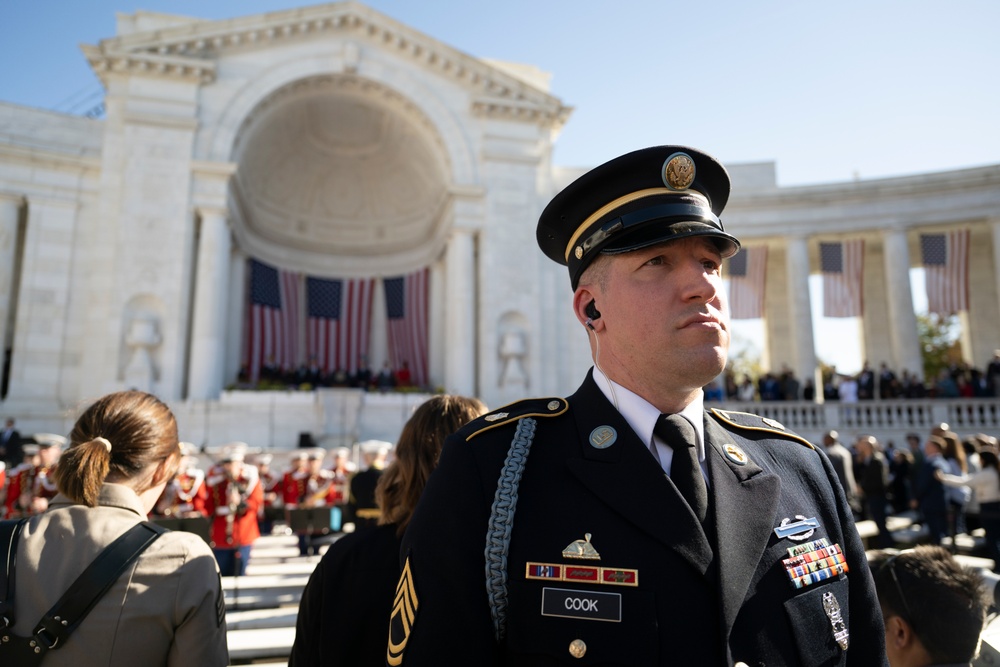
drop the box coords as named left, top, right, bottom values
left=179, top=392, right=1000, bottom=450
left=717, top=398, right=1000, bottom=443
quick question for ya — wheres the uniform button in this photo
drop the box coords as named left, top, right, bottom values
left=568, top=639, right=587, bottom=658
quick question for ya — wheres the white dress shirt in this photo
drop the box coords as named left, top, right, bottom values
left=592, top=367, right=709, bottom=484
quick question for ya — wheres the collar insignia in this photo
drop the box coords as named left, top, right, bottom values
left=589, top=426, right=617, bottom=449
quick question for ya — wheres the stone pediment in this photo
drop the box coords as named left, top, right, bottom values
left=83, top=1, right=572, bottom=129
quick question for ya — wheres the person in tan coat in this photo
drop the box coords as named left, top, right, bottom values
left=6, top=390, right=228, bottom=666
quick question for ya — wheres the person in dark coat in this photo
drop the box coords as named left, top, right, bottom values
left=391, top=146, right=885, bottom=666
left=347, top=440, right=392, bottom=532
left=912, top=436, right=951, bottom=546
left=823, top=429, right=859, bottom=518
left=855, top=435, right=894, bottom=548
left=289, top=395, right=486, bottom=667
left=0, top=417, right=21, bottom=467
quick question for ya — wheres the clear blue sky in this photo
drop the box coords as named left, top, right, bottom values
left=3, top=0, right=998, bottom=185
left=1, top=0, right=995, bottom=373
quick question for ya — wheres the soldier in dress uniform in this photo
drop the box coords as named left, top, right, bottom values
left=349, top=440, right=391, bottom=533
left=392, top=146, right=886, bottom=666
left=205, top=443, right=263, bottom=576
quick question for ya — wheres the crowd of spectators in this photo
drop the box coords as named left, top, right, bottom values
left=233, top=357, right=424, bottom=393
left=712, top=350, right=1000, bottom=403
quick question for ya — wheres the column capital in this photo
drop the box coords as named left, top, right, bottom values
left=196, top=207, right=229, bottom=222
left=0, top=193, right=25, bottom=208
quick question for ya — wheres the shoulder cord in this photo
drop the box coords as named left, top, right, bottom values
left=484, top=416, right=537, bottom=645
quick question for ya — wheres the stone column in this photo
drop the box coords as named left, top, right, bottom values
left=187, top=208, right=231, bottom=400
left=785, top=236, right=818, bottom=393
left=0, top=194, right=22, bottom=353
left=445, top=227, right=476, bottom=396
left=992, top=220, right=1000, bottom=327
left=226, top=248, right=247, bottom=384
left=882, top=227, right=922, bottom=375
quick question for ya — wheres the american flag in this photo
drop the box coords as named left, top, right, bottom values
left=921, top=230, right=969, bottom=316
left=726, top=246, right=767, bottom=320
left=384, top=268, right=429, bottom=388
left=306, top=277, right=375, bottom=375
left=245, top=259, right=301, bottom=381
left=820, top=240, right=864, bottom=318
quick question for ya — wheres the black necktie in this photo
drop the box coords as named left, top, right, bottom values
left=654, top=414, right=709, bottom=524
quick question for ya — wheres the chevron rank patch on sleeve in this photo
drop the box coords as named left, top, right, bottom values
left=387, top=556, right=419, bottom=666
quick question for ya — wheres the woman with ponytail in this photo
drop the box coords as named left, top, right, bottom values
left=7, top=390, right=228, bottom=666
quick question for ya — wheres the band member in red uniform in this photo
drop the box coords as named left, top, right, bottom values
left=206, top=443, right=262, bottom=576
left=3, top=443, right=38, bottom=517
left=287, top=449, right=335, bottom=556
left=253, top=452, right=282, bottom=535
left=329, top=446, right=354, bottom=505
left=155, top=442, right=208, bottom=518
left=6, top=434, right=65, bottom=517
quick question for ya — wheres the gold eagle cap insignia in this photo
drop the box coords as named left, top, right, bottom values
left=662, top=152, right=696, bottom=191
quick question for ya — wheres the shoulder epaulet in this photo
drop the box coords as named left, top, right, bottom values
left=465, top=397, right=569, bottom=442
left=709, top=408, right=816, bottom=450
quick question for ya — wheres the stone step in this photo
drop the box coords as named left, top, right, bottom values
left=223, top=573, right=308, bottom=610
left=227, top=626, right=295, bottom=663
left=228, top=606, right=299, bottom=631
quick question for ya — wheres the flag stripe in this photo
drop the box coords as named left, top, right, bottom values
left=305, top=277, right=375, bottom=375
left=727, top=246, right=767, bottom=320
left=922, top=230, right=969, bottom=315
left=820, top=240, right=864, bottom=318
left=245, top=259, right=302, bottom=382
left=385, top=269, right=430, bottom=387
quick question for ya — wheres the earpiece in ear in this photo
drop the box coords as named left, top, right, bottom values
left=585, top=318, right=595, bottom=331
left=585, top=300, right=601, bottom=320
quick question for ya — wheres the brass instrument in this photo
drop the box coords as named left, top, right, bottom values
left=225, top=475, right=249, bottom=542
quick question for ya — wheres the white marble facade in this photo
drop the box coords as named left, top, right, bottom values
left=0, top=3, right=998, bottom=447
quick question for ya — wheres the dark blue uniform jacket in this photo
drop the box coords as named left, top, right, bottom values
left=393, top=373, right=886, bottom=666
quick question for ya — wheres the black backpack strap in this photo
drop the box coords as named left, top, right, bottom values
left=0, top=518, right=27, bottom=628
left=29, top=521, right=167, bottom=654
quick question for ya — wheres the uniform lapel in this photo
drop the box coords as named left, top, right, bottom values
left=563, top=376, right=713, bottom=576
left=703, top=415, right=781, bottom=634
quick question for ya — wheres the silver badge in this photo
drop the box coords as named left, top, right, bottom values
left=484, top=412, right=508, bottom=422
left=589, top=426, right=617, bottom=449
left=762, top=417, right=785, bottom=430
left=823, top=591, right=850, bottom=650
left=774, top=515, right=819, bottom=541
left=562, top=533, right=601, bottom=560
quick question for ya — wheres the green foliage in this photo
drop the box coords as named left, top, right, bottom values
left=727, top=332, right=763, bottom=382
left=818, top=360, right=838, bottom=385
left=917, top=313, right=962, bottom=381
